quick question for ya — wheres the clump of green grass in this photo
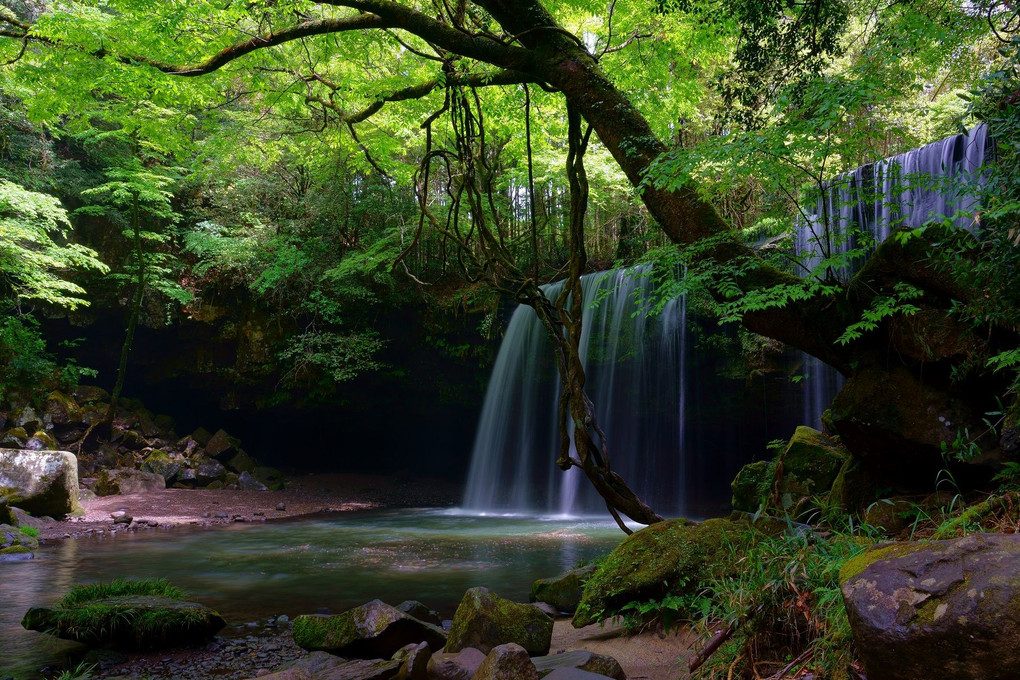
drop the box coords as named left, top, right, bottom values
left=19, top=525, right=39, bottom=538
left=59, top=578, right=185, bottom=607
left=55, top=661, right=96, bottom=680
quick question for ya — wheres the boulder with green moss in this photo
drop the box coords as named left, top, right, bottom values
left=573, top=514, right=783, bottom=627
left=774, top=426, right=848, bottom=514
left=840, top=533, right=1020, bottom=680
left=730, top=460, right=774, bottom=512
left=0, top=448, right=82, bottom=517
left=530, top=565, right=597, bottom=614
left=141, top=450, right=182, bottom=484
left=0, top=523, right=38, bottom=561
left=21, top=579, right=225, bottom=649
left=293, top=599, right=447, bottom=659
left=445, top=587, right=552, bottom=656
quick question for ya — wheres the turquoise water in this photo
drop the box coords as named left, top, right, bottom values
left=0, top=509, right=622, bottom=679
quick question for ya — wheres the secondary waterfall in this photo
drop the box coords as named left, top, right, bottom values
left=464, top=125, right=992, bottom=517
left=796, top=124, right=991, bottom=425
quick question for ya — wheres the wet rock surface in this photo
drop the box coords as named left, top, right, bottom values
left=841, top=533, right=1020, bottom=680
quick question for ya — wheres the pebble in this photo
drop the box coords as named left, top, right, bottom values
left=276, top=503, right=286, bottom=511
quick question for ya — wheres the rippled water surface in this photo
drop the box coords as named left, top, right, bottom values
left=0, top=508, right=622, bottom=679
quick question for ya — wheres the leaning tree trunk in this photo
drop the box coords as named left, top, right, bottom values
left=106, top=191, right=146, bottom=424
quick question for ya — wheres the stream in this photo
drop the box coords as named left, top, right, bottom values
left=0, top=508, right=622, bottom=679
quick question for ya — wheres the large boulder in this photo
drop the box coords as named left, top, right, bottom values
left=292, top=600, right=447, bottom=659
left=0, top=448, right=82, bottom=517
left=530, top=566, right=597, bottom=614
left=22, top=595, right=225, bottom=648
left=773, top=426, right=847, bottom=514
left=473, top=643, right=540, bottom=680
left=532, top=651, right=625, bottom=680
left=840, top=533, right=1020, bottom=680
left=829, top=363, right=989, bottom=483
left=107, top=469, right=166, bottom=494
left=573, top=515, right=782, bottom=627
left=445, top=587, right=553, bottom=656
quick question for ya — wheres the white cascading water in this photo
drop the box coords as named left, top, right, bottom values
left=796, top=124, right=991, bottom=426
left=464, top=125, right=991, bottom=516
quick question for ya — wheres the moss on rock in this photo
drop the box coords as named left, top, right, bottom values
left=731, top=460, right=774, bottom=512
left=573, top=514, right=783, bottom=627
left=446, top=587, right=553, bottom=655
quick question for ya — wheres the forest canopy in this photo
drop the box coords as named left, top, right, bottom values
left=0, top=0, right=1018, bottom=522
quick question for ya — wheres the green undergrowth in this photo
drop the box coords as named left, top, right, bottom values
left=58, top=578, right=184, bottom=607
left=600, top=518, right=874, bottom=679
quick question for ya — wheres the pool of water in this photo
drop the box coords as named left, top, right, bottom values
left=0, top=508, right=623, bottom=679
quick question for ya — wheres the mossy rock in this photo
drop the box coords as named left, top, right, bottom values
left=573, top=515, right=784, bottom=627
left=0, top=427, right=28, bottom=448
left=21, top=580, right=225, bottom=649
left=530, top=565, right=597, bottom=614
left=140, top=450, right=182, bottom=484
left=446, top=587, right=553, bottom=655
left=95, top=470, right=120, bottom=497
left=44, top=391, right=85, bottom=427
left=730, top=460, right=774, bottom=512
left=828, top=455, right=879, bottom=516
left=26, top=430, right=59, bottom=451
left=292, top=599, right=446, bottom=659
left=775, top=426, right=848, bottom=516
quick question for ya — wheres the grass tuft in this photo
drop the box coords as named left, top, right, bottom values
left=59, top=578, right=185, bottom=607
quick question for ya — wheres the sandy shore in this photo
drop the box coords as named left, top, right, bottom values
left=31, top=473, right=461, bottom=541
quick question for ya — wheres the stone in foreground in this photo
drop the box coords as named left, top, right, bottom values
left=292, top=599, right=447, bottom=659
left=530, top=566, right=596, bottom=614
left=22, top=595, right=226, bottom=648
left=248, top=652, right=400, bottom=680
left=533, top=650, right=626, bottom=680
left=426, top=647, right=485, bottom=680
left=0, top=448, right=82, bottom=517
left=840, top=533, right=1020, bottom=680
left=543, top=669, right=618, bottom=680
left=444, top=587, right=553, bottom=656
left=473, top=643, right=540, bottom=680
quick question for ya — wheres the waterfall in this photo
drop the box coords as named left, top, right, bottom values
left=461, top=267, right=691, bottom=516
left=796, top=124, right=991, bottom=426
left=463, top=125, right=992, bottom=517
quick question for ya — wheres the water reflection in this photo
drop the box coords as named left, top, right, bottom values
left=0, top=509, right=621, bottom=679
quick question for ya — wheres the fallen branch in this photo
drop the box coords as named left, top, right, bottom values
left=690, top=610, right=756, bottom=675
left=932, top=492, right=1020, bottom=539
left=764, top=646, right=814, bottom=680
